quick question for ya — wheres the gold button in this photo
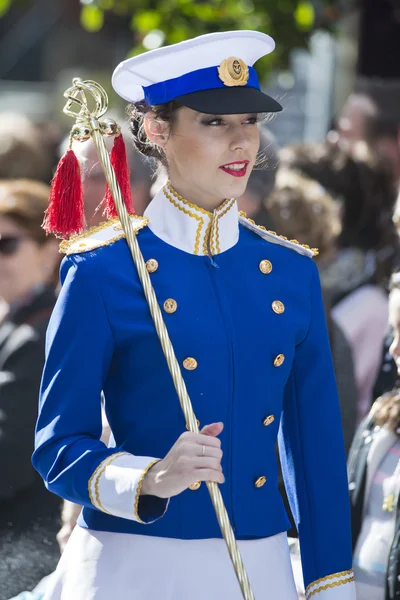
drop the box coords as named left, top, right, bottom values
left=272, top=300, right=285, bottom=314
left=273, top=354, right=285, bottom=367
left=183, top=357, right=198, bottom=370
left=146, top=259, right=158, bottom=273
left=113, top=224, right=123, bottom=231
left=186, top=419, right=201, bottom=430
left=79, top=243, right=87, bottom=248
left=263, top=415, right=275, bottom=427
left=255, top=476, right=267, bottom=488
left=189, top=481, right=201, bottom=490
left=164, top=299, right=177, bottom=314
left=259, top=259, right=272, bottom=275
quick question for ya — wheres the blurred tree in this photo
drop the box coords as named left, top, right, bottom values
left=2, top=0, right=348, bottom=73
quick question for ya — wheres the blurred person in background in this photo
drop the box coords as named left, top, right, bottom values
left=0, top=113, right=55, bottom=184
left=280, top=141, right=399, bottom=421
left=267, top=169, right=339, bottom=266
left=266, top=168, right=357, bottom=454
left=333, top=77, right=400, bottom=391
left=334, top=79, right=400, bottom=187
left=0, top=180, right=61, bottom=599
left=336, top=80, right=400, bottom=406
left=237, top=126, right=278, bottom=230
left=348, top=270, right=400, bottom=600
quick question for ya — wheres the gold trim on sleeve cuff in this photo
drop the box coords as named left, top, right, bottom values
left=305, top=569, right=355, bottom=599
left=88, top=452, right=127, bottom=513
left=134, top=459, right=162, bottom=524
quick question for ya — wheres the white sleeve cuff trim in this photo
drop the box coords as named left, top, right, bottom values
left=306, top=570, right=355, bottom=599
left=88, top=452, right=163, bottom=522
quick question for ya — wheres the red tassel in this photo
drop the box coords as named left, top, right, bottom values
left=103, top=133, right=134, bottom=219
left=43, top=149, right=84, bottom=238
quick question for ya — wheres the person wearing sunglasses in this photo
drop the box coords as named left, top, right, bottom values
left=0, top=179, right=61, bottom=599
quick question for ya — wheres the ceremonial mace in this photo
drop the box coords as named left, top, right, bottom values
left=61, top=78, right=255, bottom=600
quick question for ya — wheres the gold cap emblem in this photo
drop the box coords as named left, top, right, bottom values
left=218, top=57, right=249, bottom=87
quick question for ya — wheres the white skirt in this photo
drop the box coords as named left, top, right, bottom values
left=44, top=527, right=298, bottom=600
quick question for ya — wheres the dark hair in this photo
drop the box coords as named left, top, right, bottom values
left=353, top=78, right=400, bottom=142
left=280, top=141, right=399, bottom=286
left=128, top=100, right=183, bottom=167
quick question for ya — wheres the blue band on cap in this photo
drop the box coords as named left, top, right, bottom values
left=143, top=65, right=259, bottom=106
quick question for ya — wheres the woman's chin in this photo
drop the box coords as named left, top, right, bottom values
left=218, top=178, right=249, bottom=199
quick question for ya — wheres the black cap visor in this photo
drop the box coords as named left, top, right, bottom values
left=175, top=86, right=282, bottom=115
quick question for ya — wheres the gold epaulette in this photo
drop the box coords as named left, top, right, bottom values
left=59, top=214, right=149, bottom=255
left=239, top=211, right=319, bottom=258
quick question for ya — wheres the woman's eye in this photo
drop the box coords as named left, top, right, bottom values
left=200, top=116, right=258, bottom=126
left=202, top=118, right=224, bottom=126
left=244, top=116, right=259, bottom=124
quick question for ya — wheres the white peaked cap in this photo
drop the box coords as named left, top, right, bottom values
left=112, top=30, right=282, bottom=115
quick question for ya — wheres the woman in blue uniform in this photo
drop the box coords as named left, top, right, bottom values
left=33, top=31, right=355, bottom=599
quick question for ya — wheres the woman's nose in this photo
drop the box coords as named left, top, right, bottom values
left=229, top=127, right=250, bottom=151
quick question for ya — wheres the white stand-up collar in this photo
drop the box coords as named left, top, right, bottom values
left=144, top=182, right=239, bottom=256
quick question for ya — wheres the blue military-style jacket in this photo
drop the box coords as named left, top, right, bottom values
left=33, top=185, right=355, bottom=598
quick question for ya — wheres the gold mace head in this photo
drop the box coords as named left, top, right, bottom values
left=63, top=78, right=120, bottom=142
left=63, top=78, right=109, bottom=121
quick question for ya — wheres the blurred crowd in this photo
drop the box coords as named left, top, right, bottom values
left=1, top=76, right=400, bottom=600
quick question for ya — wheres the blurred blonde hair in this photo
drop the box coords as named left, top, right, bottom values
left=373, top=390, right=400, bottom=433
left=266, top=168, right=341, bottom=263
left=0, top=179, right=50, bottom=244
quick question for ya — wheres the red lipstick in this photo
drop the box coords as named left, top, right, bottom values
left=219, top=160, right=249, bottom=178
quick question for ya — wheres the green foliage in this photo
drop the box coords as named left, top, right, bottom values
left=132, top=9, right=162, bottom=32
left=97, top=0, right=337, bottom=72
left=80, top=4, right=104, bottom=32
left=0, top=0, right=12, bottom=18
left=295, top=1, right=315, bottom=31
left=3, top=0, right=340, bottom=72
